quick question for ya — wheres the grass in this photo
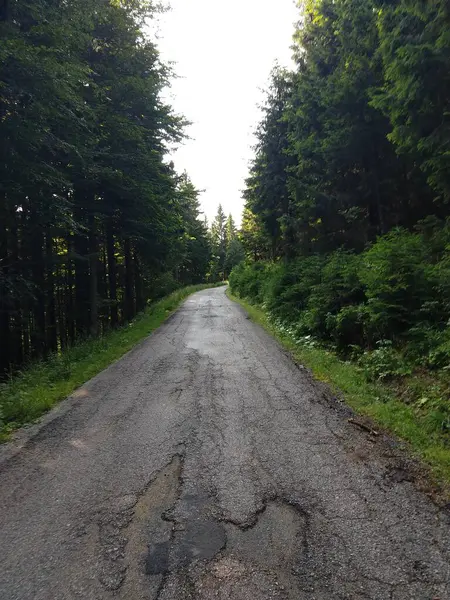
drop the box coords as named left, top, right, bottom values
left=227, top=290, right=450, bottom=488
left=0, top=284, right=224, bottom=439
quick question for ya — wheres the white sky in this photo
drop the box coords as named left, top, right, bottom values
left=155, top=0, right=298, bottom=225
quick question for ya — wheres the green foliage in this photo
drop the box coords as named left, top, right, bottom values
left=224, top=237, right=245, bottom=276
left=358, top=341, right=412, bottom=381
left=359, top=229, right=436, bottom=341
left=239, top=208, right=271, bottom=262
left=263, top=257, right=324, bottom=323
left=241, top=0, right=440, bottom=261
left=301, top=251, right=364, bottom=342
left=176, top=174, right=211, bottom=286
left=244, top=67, right=296, bottom=258
left=230, top=251, right=363, bottom=345
left=209, top=204, right=227, bottom=281
left=230, top=224, right=450, bottom=366
left=0, top=0, right=212, bottom=376
left=229, top=262, right=272, bottom=304
left=373, top=0, right=450, bottom=202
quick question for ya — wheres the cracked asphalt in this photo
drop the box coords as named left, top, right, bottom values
left=0, top=287, right=449, bottom=600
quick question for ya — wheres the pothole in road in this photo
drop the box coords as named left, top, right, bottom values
left=162, top=501, right=308, bottom=600
left=204, top=501, right=307, bottom=599
left=104, top=454, right=183, bottom=598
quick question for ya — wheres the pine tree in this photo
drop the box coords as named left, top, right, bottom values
left=0, top=0, right=211, bottom=375
left=210, top=205, right=227, bottom=280
left=223, top=214, right=244, bottom=277
left=239, top=208, right=271, bottom=262
left=373, top=0, right=450, bottom=204
left=244, top=67, right=296, bottom=259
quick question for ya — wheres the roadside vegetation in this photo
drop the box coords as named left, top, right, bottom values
left=228, top=274, right=450, bottom=486
left=0, top=284, right=224, bottom=439
left=232, top=0, right=450, bottom=483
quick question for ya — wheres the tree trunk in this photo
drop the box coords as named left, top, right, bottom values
left=0, top=201, right=10, bottom=374
left=0, top=0, right=10, bottom=22
left=106, top=219, right=118, bottom=328
left=133, top=249, right=144, bottom=313
left=30, top=209, right=46, bottom=359
left=57, top=257, right=67, bottom=350
left=10, top=213, right=23, bottom=366
left=73, top=197, right=90, bottom=339
left=89, top=214, right=98, bottom=337
left=98, top=239, right=108, bottom=334
left=124, top=237, right=135, bottom=321
left=66, top=234, right=76, bottom=345
left=46, top=232, right=58, bottom=352
left=20, top=202, right=31, bottom=362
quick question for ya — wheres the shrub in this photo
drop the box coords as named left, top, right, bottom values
left=263, top=256, right=324, bottom=323
left=301, top=250, right=364, bottom=342
left=359, top=228, right=435, bottom=342
left=330, top=304, right=368, bottom=349
left=358, top=340, right=413, bottom=381
left=228, top=261, right=271, bottom=304
left=147, top=272, right=179, bottom=300
left=228, top=221, right=450, bottom=369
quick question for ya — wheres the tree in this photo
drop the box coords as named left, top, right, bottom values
left=239, top=208, right=271, bottom=262
left=372, top=0, right=450, bottom=205
left=0, top=0, right=210, bottom=376
left=244, top=66, right=296, bottom=259
left=176, top=174, right=211, bottom=285
left=225, top=238, right=245, bottom=277
left=242, top=0, right=436, bottom=263
left=225, top=214, right=237, bottom=248
left=210, top=204, right=227, bottom=280
left=222, top=214, right=243, bottom=277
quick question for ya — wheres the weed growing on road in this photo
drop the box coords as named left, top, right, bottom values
left=0, top=285, right=224, bottom=439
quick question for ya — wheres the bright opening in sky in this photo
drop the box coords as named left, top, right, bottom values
left=156, top=0, right=298, bottom=226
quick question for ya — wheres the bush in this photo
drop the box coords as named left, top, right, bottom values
left=301, top=251, right=364, bottom=343
left=358, top=341, right=413, bottom=381
left=359, top=228, right=435, bottom=341
left=228, top=221, right=450, bottom=365
left=147, top=272, right=179, bottom=300
left=228, top=262, right=271, bottom=304
left=263, top=256, right=324, bottom=323
left=330, top=304, right=367, bottom=348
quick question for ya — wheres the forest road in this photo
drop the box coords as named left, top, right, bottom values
left=0, top=287, right=449, bottom=600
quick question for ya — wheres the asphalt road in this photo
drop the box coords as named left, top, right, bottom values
left=0, top=287, right=449, bottom=600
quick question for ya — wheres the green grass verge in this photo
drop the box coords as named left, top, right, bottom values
left=0, top=284, right=224, bottom=439
left=228, top=290, right=450, bottom=487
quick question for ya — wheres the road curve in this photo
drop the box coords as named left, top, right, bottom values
left=0, top=287, right=449, bottom=600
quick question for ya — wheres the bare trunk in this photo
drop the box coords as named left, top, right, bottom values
left=106, top=220, right=118, bottom=327
left=0, top=201, right=10, bottom=374
left=46, top=233, right=57, bottom=352
left=89, top=214, right=98, bottom=337
left=124, top=237, right=134, bottom=321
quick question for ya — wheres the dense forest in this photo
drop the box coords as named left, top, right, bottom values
left=232, top=0, right=450, bottom=377
left=0, top=0, right=244, bottom=376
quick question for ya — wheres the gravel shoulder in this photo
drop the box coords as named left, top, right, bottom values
left=0, top=287, right=449, bottom=600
